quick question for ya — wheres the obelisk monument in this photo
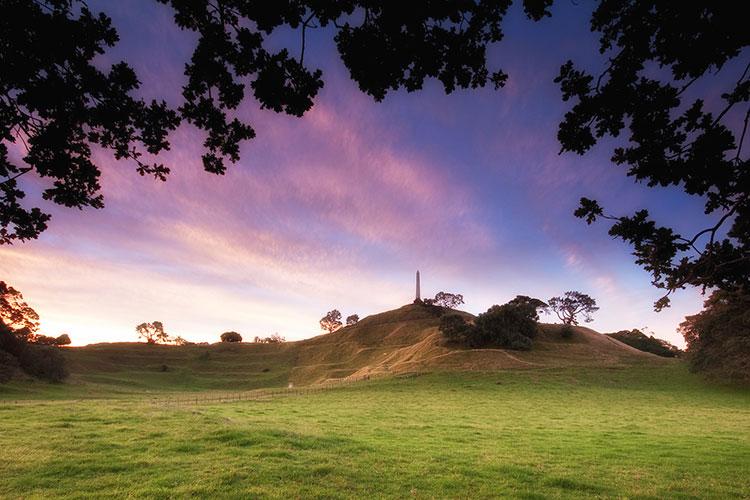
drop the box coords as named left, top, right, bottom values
left=415, top=270, right=421, bottom=302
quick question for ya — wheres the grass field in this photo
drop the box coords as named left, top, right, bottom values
left=2, top=363, right=749, bottom=498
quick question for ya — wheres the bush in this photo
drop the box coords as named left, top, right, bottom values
left=560, top=325, right=574, bottom=339
left=55, top=334, right=72, bottom=346
left=0, top=350, right=19, bottom=383
left=472, top=303, right=538, bottom=350
left=220, top=331, right=242, bottom=343
left=679, top=290, right=750, bottom=382
left=606, top=329, right=680, bottom=357
left=18, top=344, right=68, bottom=382
left=439, top=314, right=471, bottom=344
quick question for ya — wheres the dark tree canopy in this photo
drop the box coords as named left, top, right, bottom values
left=1, top=0, right=551, bottom=243
left=561, top=2, right=750, bottom=309
left=433, top=292, right=465, bottom=309
left=0, top=281, right=40, bottom=334
left=679, top=290, right=750, bottom=382
left=320, top=309, right=342, bottom=333
left=135, top=320, right=172, bottom=344
left=547, top=291, right=598, bottom=325
left=346, top=314, right=360, bottom=326
left=220, top=331, right=242, bottom=342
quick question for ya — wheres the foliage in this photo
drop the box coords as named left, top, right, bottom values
left=220, top=331, right=243, bottom=343
left=559, top=3, right=750, bottom=310
left=53, top=334, right=71, bottom=346
left=253, top=333, right=285, bottom=344
left=135, top=321, right=172, bottom=344
left=0, top=281, right=40, bottom=334
left=0, top=349, right=19, bottom=383
left=507, top=295, right=548, bottom=321
left=17, top=344, right=68, bottom=382
left=1, top=0, right=554, bottom=242
left=320, top=310, right=342, bottom=333
left=439, top=314, right=472, bottom=344
left=346, top=314, right=360, bottom=326
left=433, top=292, right=465, bottom=309
left=606, top=329, right=681, bottom=358
left=679, top=290, right=750, bottom=382
left=440, top=298, right=541, bottom=350
left=547, top=291, right=598, bottom=325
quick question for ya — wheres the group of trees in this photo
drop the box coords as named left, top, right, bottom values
left=422, top=292, right=465, bottom=309
left=440, top=295, right=549, bottom=350
left=319, top=310, right=359, bottom=333
left=219, top=331, right=286, bottom=343
left=606, top=329, right=681, bottom=358
left=438, top=291, right=598, bottom=350
left=135, top=321, right=190, bottom=345
left=1, top=2, right=746, bottom=379
left=0, top=282, right=69, bottom=382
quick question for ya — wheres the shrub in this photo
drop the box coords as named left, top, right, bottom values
left=54, top=334, right=71, bottom=346
left=606, top=329, right=680, bottom=357
left=0, top=350, right=19, bottom=383
left=220, top=331, right=242, bottom=343
left=472, top=303, right=538, bottom=350
left=439, top=314, right=471, bottom=344
left=679, top=290, right=750, bottom=382
left=18, top=344, right=68, bottom=382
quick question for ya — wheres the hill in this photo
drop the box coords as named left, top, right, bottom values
left=52, top=304, right=665, bottom=393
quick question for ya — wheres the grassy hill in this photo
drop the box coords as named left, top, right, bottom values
left=13, top=303, right=665, bottom=397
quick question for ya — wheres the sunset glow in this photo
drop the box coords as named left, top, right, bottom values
left=0, top=0, right=709, bottom=346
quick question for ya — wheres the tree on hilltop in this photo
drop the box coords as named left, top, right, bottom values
left=135, top=321, right=172, bottom=344
left=547, top=292, right=599, bottom=326
left=433, top=292, right=465, bottom=309
left=346, top=314, right=360, bottom=326
left=220, top=331, right=242, bottom=343
left=320, top=310, right=342, bottom=333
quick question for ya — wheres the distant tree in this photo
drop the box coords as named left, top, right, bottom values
left=346, top=314, right=360, bottom=326
left=54, top=334, right=71, bottom=346
left=0, top=281, right=40, bottom=336
left=135, top=321, right=171, bottom=344
left=320, top=310, right=342, bottom=333
left=606, top=329, right=680, bottom=358
left=220, top=331, right=243, bottom=343
left=29, top=334, right=57, bottom=345
left=440, top=298, right=541, bottom=350
left=547, top=292, right=599, bottom=325
left=17, top=344, right=68, bottom=382
left=173, top=336, right=192, bottom=346
left=433, top=292, right=465, bottom=309
left=472, top=302, right=538, bottom=350
left=679, top=290, right=750, bottom=382
left=252, top=333, right=286, bottom=343
left=507, top=295, right=548, bottom=321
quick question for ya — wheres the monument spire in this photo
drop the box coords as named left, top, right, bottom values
left=415, top=270, right=421, bottom=301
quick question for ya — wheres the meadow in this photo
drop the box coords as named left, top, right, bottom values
left=2, top=363, right=749, bottom=499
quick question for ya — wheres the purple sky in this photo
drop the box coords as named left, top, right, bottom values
left=1, top=1, right=715, bottom=346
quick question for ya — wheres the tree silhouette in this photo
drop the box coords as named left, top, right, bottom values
left=0, top=281, right=40, bottom=336
left=547, top=291, right=599, bottom=326
left=559, top=3, right=749, bottom=309
left=433, top=292, right=465, bottom=309
left=135, top=321, right=171, bottom=344
left=346, top=314, right=360, bottom=326
left=220, top=331, right=242, bottom=343
left=320, top=309, right=342, bottom=333
left=1, top=0, right=547, bottom=242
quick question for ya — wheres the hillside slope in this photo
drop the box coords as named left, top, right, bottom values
left=56, top=304, right=665, bottom=391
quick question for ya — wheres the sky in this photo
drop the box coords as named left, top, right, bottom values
left=0, top=1, right=717, bottom=347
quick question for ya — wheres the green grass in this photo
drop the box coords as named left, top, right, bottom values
left=1, top=363, right=748, bottom=498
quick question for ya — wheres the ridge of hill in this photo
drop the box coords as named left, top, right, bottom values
left=49, top=304, right=666, bottom=394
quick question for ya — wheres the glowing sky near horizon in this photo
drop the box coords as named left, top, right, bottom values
left=0, top=1, right=715, bottom=346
